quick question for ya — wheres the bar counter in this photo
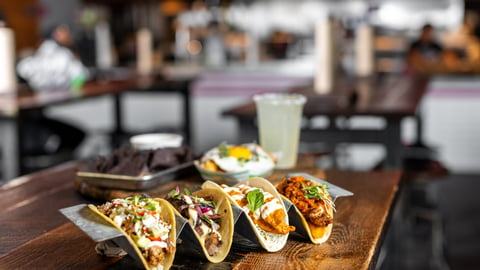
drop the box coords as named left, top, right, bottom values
left=0, top=161, right=401, bottom=269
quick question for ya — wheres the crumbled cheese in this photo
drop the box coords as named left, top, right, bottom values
left=147, top=240, right=168, bottom=249
left=113, top=214, right=125, bottom=227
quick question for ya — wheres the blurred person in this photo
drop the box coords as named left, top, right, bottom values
left=50, top=25, right=78, bottom=55
left=16, top=24, right=87, bottom=171
left=407, top=24, right=446, bottom=73
left=404, top=24, right=450, bottom=177
left=18, top=24, right=88, bottom=90
left=266, top=30, right=294, bottom=59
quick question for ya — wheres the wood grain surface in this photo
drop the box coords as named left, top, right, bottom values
left=0, top=161, right=401, bottom=270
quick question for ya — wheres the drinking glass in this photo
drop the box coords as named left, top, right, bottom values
left=254, top=93, right=306, bottom=169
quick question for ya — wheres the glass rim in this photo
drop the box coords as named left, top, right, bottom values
left=253, top=93, right=306, bottom=105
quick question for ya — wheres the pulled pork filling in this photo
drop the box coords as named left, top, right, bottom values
left=166, top=188, right=223, bottom=257
left=97, top=194, right=174, bottom=270
left=277, top=175, right=335, bottom=228
left=220, top=184, right=295, bottom=235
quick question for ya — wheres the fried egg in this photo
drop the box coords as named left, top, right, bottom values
left=202, top=143, right=275, bottom=175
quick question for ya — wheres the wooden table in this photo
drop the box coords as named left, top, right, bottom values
left=223, top=74, right=430, bottom=169
left=0, top=71, right=194, bottom=181
left=0, top=161, right=401, bottom=269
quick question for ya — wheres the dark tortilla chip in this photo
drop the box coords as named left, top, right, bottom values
left=149, top=146, right=194, bottom=172
left=150, top=148, right=179, bottom=170
left=87, top=156, right=107, bottom=173
left=85, top=146, right=194, bottom=176
left=108, top=151, right=150, bottom=176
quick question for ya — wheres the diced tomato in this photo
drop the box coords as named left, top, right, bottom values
left=137, top=210, right=157, bottom=216
left=146, top=235, right=161, bottom=241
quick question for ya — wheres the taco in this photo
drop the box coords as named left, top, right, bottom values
left=202, top=177, right=295, bottom=252
left=88, top=194, right=176, bottom=270
left=276, top=175, right=335, bottom=244
left=165, top=187, right=233, bottom=263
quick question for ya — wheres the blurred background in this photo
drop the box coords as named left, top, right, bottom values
left=1, top=0, right=479, bottom=172
left=1, top=1, right=480, bottom=269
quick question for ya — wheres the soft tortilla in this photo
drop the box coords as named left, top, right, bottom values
left=202, top=177, right=291, bottom=252
left=182, top=188, right=234, bottom=263
left=88, top=198, right=176, bottom=270
left=278, top=178, right=334, bottom=244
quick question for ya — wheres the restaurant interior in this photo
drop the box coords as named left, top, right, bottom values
left=1, top=0, right=479, bottom=269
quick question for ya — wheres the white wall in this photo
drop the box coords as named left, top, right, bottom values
left=421, top=77, right=480, bottom=173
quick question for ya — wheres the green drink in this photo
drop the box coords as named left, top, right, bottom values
left=254, top=93, right=306, bottom=169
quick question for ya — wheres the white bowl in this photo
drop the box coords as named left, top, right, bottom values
left=130, top=133, right=183, bottom=150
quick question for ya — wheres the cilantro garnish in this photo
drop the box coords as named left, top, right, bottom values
left=218, top=143, right=229, bottom=157
left=302, top=185, right=323, bottom=199
left=201, top=215, right=212, bottom=225
left=201, top=200, right=216, bottom=209
left=302, top=184, right=336, bottom=212
left=167, top=189, right=181, bottom=200
left=247, top=189, right=264, bottom=212
left=238, top=157, right=247, bottom=166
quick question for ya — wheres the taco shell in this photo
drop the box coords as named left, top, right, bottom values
left=88, top=197, right=176, bottom=270
left=202, top=177, right=293, bottom=252
left=168, top=188, right=234, bottom=263
left=277, top=176, right=334, bottom=244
